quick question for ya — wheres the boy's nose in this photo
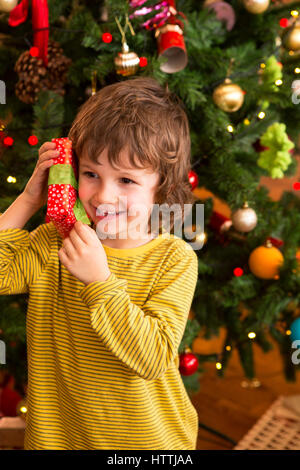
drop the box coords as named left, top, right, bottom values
left=93, top=185, right=118, bottom=206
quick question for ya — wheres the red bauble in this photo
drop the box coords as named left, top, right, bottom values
left=179, top=351, right=199, bottom=376
left=102, top=32, right=112, bottom=43
left=188, top=170, right=198, bottom=190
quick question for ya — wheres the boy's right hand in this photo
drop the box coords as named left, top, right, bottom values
left=23, top=141, right=59, bottom=209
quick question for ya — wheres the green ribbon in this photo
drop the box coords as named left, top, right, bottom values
left=48, top=163, right=78, bottom=189
left=73, top=197, right=91, bottom=224
left=48, top=163, right=91, bottom=225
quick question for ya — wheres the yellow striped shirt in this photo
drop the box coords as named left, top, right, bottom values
left=0, top=221, right=199, bottom=450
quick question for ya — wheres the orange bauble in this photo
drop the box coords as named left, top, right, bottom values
left=248, top=241, right=284, bottom=279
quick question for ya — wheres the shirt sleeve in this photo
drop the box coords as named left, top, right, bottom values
left=79, top=248, right=199, bottom=381
left=0, top=222, right=52, bottom=295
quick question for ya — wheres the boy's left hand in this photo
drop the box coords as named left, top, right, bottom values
left=58, top=220, right=111, bottom=286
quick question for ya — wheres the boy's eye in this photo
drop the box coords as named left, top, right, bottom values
left=83, top=171, right=97, bottom=178
left=83, top=172, right=135, bottom=185
left=121, top=177, right=135, bottom=185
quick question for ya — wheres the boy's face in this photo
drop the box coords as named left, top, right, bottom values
left=78, top=147, right=160, bottom=248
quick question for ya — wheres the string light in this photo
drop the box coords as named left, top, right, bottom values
left=243, top=118, right=250, bottom=125
left=28, top=135, right=38, bottom=146
left=216, top=362, right=222, bottom=370
left=248, top=332, right=256, bottom=339
left=291, top=10, right=299, bottom=18
left=260, top=63, right=266, bottom=69
left=234, top=267, right=243, bottom=277
left=227, top=125, right=234, bottom=133
left=295, top=68, right=300, bottom=74
left=279, top=18, right=289, bottom=28
left=29, top=46, right=39, bottom=57
left=7, top=176, right=17, bottom=183
left=1, top=134, right=46, bottom=147
left=102, top=32, right=112, bottom=43
left=3, top=136, right=13, bottom=146
left=286, top=329, right=292, bottom=335
left=20, top=405, right=27, bottom=414
left=258, top=111, right=265, bottom=119
left=225, top=345, right=231, bottom=351
left=196, top=232, right=207, bottom=244
left=139, top=57, right=148, bottom=67
left=275, top=79, right=283, bottom=86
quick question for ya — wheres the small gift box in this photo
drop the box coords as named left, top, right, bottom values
left=46, top=137, right=91, bottom=239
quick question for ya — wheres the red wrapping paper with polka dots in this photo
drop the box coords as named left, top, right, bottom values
left=45, top=137, right=91, bottom=239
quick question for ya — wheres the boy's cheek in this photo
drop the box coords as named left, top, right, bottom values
left=78, top=184, right=89, bottom=202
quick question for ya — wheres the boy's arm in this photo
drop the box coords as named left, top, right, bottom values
left=0, top=193, right=41, bottom=231
left=0, top=194, right=51, bottom=295
left=79, top=247, right=198, bottom=381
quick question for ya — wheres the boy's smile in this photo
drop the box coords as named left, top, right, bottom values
left=78, top=147, right=160, bottom=249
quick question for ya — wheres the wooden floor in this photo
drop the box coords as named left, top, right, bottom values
left=191, top=154, right=300, bottom=450
left=191, top=335, right=300, bottom=450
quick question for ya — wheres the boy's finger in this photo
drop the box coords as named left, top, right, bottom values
left=39, top=149, right=59, bottom=163
left=39, top=142, right=57, bottom=155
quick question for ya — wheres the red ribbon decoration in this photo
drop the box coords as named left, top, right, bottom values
left=8, top=0, right=28, bottom=26
left=8, top=0, right=49, bottom=67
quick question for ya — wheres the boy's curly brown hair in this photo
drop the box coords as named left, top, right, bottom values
left=68, top=76, right=197, bottom=234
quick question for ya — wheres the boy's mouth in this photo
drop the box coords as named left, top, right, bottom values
left=94, top=208, right=126, bottom=221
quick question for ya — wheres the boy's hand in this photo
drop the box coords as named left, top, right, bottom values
left=58, top=221, right=111, bottom=286
left=23, top=141, right=59, bottom=209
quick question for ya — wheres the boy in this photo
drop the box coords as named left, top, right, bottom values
left=0, top=77, right=199, bottom=449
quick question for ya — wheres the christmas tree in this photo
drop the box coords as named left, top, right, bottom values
left=0, top=0, right=300, bottom=405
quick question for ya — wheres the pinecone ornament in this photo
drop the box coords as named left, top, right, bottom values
left=14, top=52, right=46, bottom=104
left=44, top=40, right=72, bottom=93
left=14, top=40, right=72, bottom=104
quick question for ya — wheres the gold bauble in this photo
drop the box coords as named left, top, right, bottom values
left=248, top=240, right=284, bottom=280
left=184, top=224, right=207, bottom=248
left=0, top=0, right=18, bottom=12
left=212, top=78, right=244, bottom=112
left=283, top=24, right=300, bottom=52
left=232, top=202, right=257, bottom=233
left=114, top=42, right=139, bottom=77
left=243, top=0, right=270, bottom=14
